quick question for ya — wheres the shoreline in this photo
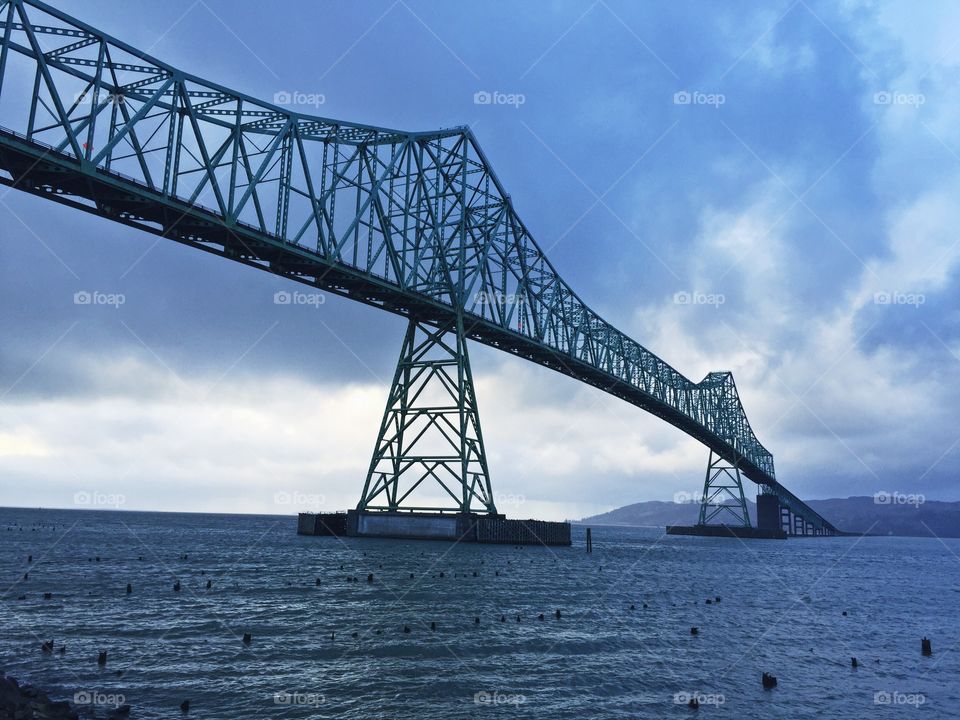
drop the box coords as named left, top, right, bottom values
left=0, top=672, right=130, bottom=720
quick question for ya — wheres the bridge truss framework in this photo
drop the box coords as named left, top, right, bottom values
left=0, top=0, right=838, bottom=534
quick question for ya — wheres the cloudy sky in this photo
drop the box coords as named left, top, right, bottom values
left=1, top=0, right=959, bottom=520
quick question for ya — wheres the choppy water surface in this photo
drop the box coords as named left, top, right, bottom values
left=0, top=507, right=957, bottom=718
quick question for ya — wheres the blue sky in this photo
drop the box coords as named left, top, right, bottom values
left=1, top=0, right=959, bottom=519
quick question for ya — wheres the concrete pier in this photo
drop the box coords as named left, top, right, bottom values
left=666, top=524, right=787, bottom=539
left=474, top=516, right=571, bottom=545
left=756, top=494, right=782, bottom=533
left=297, top=512, right=348, bottom=536
left=298, top=510, right=571, bottom=546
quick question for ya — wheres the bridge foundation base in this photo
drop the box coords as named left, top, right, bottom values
left=298, top=511, right=571, bottom=546
left=666, top=524, right=786, bottom=540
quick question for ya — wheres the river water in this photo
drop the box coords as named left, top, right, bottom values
left=0, top=507, right=956, bottom=718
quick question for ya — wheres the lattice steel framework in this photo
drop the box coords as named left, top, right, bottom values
left=698, top=450, right=751, bottom=527
left=0, top=0, right=837, bottom=533
left=358, top=316, right=495, bottom=514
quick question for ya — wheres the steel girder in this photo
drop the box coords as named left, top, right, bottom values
left=0, top=0, right=837, bottom=533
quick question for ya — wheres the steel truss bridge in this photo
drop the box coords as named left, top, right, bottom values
left=0, top=0, right=838, bottom=536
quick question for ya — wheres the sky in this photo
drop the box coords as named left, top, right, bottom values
left=1, top=0, right=959, bottom=520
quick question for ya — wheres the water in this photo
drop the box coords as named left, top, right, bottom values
left=0, top=507, right=957, bottom=718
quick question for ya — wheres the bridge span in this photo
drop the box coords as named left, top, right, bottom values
left=0, top=0, right=838, bottom=537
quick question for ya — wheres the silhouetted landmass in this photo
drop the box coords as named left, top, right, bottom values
left=0, top=674, right=81, bottom=719
left=577, top=496, right=960, bottom=538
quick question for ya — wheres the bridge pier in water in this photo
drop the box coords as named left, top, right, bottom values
left=697, top=450, right=751, bottom=527
left=668, top=454, right=841, bottom=539
left=668, top=450, right=787, bottom=539
left=303, top=315, right=571, bottom=546
left=761, top=488, right=832, bottom=537
left=298, top=510, right=571, bottom=545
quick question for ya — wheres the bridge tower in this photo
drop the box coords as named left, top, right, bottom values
left=697, top=449, right=751, bottom=527
left=357, top=316, right=498, bottom=515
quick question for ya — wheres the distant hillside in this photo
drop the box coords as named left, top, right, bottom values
left=577, top=496, right=960, bottom=538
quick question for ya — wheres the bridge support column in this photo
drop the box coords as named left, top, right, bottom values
left=356, top=316, right=497, bottom=515
left=756, top=492, right=781, bottom=532
left=697, top=450, right=751, bottom=527
left=781, top=506, right=792, bottom=535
